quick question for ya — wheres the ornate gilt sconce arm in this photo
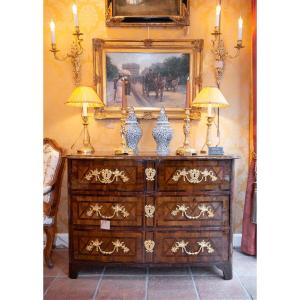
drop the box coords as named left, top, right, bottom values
left=211, top=30, right=244, bottom=87
left=50, top=27, right=84, bottom=86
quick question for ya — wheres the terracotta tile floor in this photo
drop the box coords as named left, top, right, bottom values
left=44, top=248, right=256, bottom=300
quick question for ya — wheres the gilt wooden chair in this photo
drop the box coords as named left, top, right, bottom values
left=43, top=138, right=64, bottom=268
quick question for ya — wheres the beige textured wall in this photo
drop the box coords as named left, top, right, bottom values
left=44, top=0, right=251, bottom=233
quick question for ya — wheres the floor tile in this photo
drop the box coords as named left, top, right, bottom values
left=148, top=276, right=197, bottom=300
left=191, top=266, right=223, bottom=277
left=44, top=277, right=56, bottom=294
left=239, top=276, right=257, bottom=300
left=149, top=266, right=190, bottom=276
left=104, top=266, right=146, bottom=276
left=44, top=248, right=69, bottom=278
left=44, top=276, right=99, bottom=300
left=95, top=275, right=146, bottom=300
left=194, top=274, right=251, bottom=300
left=233, top=249, right=257, bottom=277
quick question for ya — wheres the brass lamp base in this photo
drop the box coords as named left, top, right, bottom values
left=176, top=146, right=197, bottom=156
left=77, top=144, right=95, bottom=155
left=76, top=116, right=95, bottom=155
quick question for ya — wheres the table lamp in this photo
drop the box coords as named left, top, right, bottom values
left=192, top=87, right=229, bottom=154
left=66, top=86, right=104, bottom=154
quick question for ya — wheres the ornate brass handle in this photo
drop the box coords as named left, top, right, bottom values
left=85, top=168, right=129, bottom=184
left=172, top=168, right=218, bottom=183
left=171, top=240, right=215, bottom=255
left=86, top=239, right=130, bottom=255
left=171, top=204, right=215, bottom=219
left=86, top=203, right=129, bottom=219
left=145, top=168, right=156, bottom=181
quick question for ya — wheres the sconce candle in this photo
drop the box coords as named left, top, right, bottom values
left=238, top=17, right=243, bottom=41
left=50, top=20, right=56, bottom=44
left=215, top=4, right=221, bottom=28
left=185, top=78, right=190, bottom=108
left=72, top=3, right=79, bottom=27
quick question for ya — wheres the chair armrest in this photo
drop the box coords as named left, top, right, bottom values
left=43, top=185, right=53, bottom=195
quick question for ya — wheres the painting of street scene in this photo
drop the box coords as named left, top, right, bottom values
left=113, top=0, right=180, bottom=17
left=105, top=52, right=190, bottom=108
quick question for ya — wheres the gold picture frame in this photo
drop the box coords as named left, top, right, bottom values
left=93, top=38, right=203, bottom=120
left=106, top=0, right=190, bottom=27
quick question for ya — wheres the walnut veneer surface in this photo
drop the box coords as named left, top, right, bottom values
left=67, top=153, right=237, bottom=280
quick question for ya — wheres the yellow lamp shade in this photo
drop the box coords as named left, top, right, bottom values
left=192, top=87, right=229, bottom=108
left=66, top=86, right=104, bottom=108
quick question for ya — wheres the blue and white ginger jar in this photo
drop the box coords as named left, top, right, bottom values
left=152, top=107, right=173, bottom=155
left=124, top=107, right=142, bottom=154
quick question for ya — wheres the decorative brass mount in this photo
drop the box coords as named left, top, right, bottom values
left=50, top=27, right=83, bottom=86
left=171, top=240, right=215, bottom=255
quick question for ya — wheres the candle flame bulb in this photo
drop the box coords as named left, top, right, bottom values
left=215, top=4, right=221, bottom=27
left=50, top=20, right=56, bottom=45
left=72, top=3, right=79, bottom=27
left=50, top=20, right=55, bottom=32
left=238, top=16, right=243, bottom=41
left=72, top=3, right=77, bottom=15
left=216, top=4, right=221, bottom=16
left=238, top=16, right=243, bottom=28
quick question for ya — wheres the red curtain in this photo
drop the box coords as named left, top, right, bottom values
left=241, top=0, right=257, bottom=256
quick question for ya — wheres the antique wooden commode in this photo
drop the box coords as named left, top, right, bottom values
left=67, top=153, right=237, bottom=279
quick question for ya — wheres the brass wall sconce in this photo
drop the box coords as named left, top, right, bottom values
left=211, top=1, right=244, bottom=87
left=49, top=4, right=83, bottom=86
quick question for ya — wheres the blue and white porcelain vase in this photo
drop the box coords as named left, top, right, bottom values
left=124, top=107, right=142, bottom=154
left=152, top=107, right=173, bottom=155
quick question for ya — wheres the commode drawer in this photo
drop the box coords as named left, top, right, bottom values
left=69, top=159, right=145, bottom=192
left=72, top=195, right=143, bottom=227
left=154, top=230, right=229, bottom=264
left=155, top=195, right=229, bottom=228
left=73, top=230, right=144, bottom=263
left=157, top=159, right=232, bottom=192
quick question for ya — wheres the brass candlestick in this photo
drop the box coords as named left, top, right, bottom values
left=115, top=80, right=133, bottom=155
left=77, top=115, right=94, bottom=155
left=176, top=108, right=197, bottom=156
left=200, top=116, right=214, bottom=154
left=50, top=26, right=83, bottom=86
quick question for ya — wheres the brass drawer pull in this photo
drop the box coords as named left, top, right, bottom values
left=86, top=239, right=130, bottom=255
left=84, top=168, right=129, bottom=184
left=86, top=203, right=129, bottom=219
left=145, top=168, right=156, bottom=181
left=171, top=240, right=215, bottom=255
left=145, top=205, right=155, bottom=218
left=172, top=168, right=218, bottom=183
left=144, top=240, right=155, bottom=253
left=171, top=204, right=215, bottom=219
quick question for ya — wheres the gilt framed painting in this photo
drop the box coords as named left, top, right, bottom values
left=93, top=39, right=203, bottom=119
left=106, top=0, right=190, bottom=27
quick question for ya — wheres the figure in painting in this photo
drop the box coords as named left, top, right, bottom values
left=113, top=74, right=123, bottom=103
